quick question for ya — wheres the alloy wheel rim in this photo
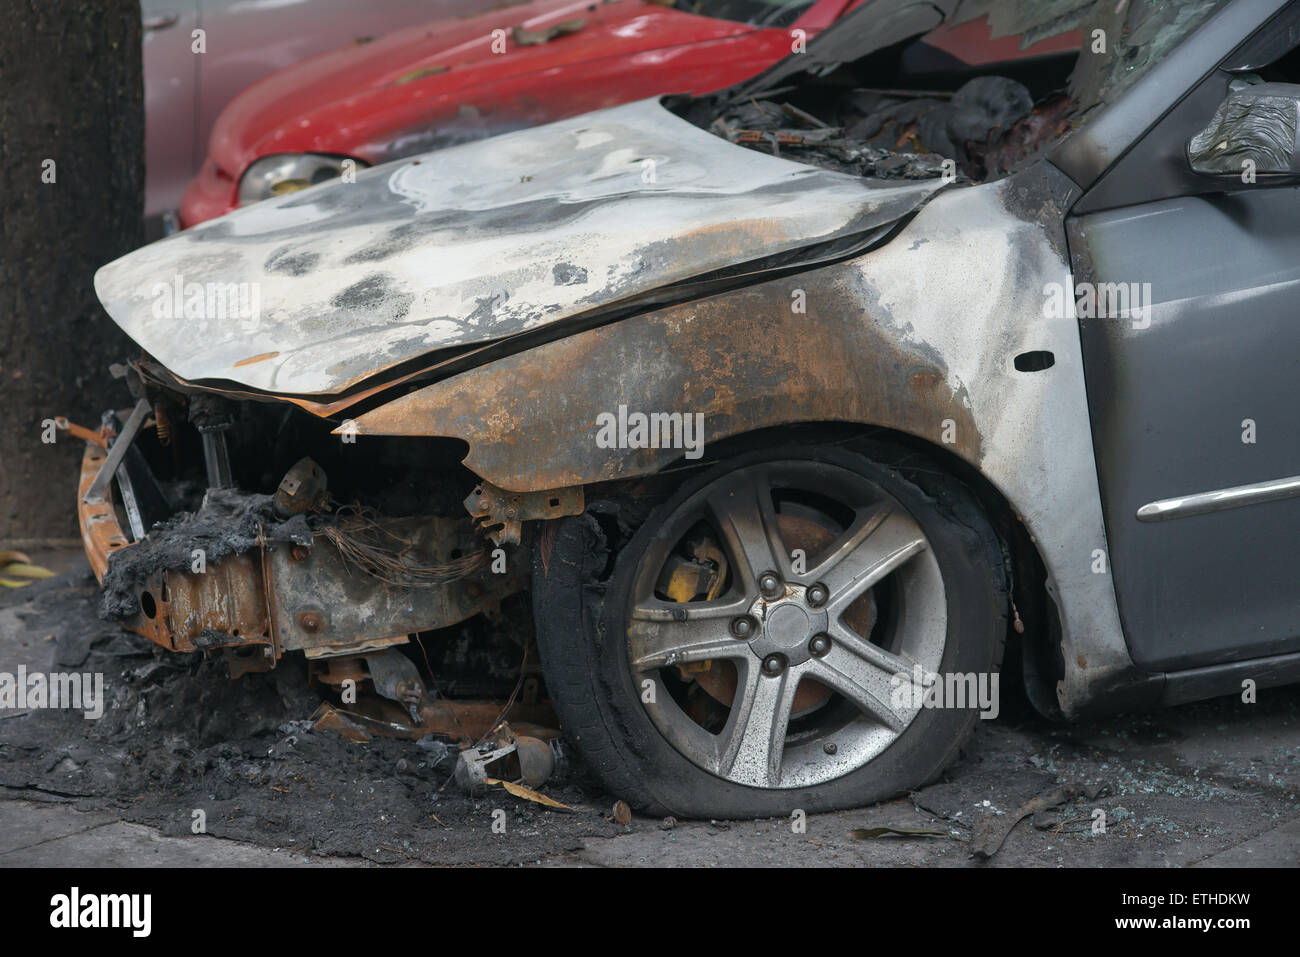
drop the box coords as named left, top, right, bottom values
left=626, top=460, right=947, bottom=789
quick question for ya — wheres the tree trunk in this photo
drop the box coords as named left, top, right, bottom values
left=0, top=0, right=143, bottom=541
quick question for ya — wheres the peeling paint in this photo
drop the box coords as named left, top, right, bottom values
left=94, top=99, right=941, bottom=396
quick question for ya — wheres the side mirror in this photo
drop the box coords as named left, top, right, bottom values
left=1188, top=82, right=1300, bottom=181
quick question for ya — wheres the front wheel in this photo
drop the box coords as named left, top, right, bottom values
left=532, top=442, right=1008, bottom=818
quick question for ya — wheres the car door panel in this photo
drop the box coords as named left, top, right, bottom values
left=1070, top=187, right=1300, bottom=671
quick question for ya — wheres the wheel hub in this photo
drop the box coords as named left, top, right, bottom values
left=745, top=584, right=828, bottom=667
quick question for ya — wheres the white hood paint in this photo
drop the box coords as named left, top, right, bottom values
left=95, top=98, right=941, bottom=396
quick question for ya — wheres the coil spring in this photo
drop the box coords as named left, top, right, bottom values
left=154, top=402, right=171, bottom=446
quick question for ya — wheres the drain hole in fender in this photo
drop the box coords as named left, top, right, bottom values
left=1014, top=351, right=1055, bottom=372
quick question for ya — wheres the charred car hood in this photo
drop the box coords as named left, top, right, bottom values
left=95, top=98, right=943, bottom=396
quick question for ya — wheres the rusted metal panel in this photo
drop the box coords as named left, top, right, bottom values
left=310, top=699, right=559, bottom=744
left=161, top=555, right=271, bottom=651
left=128, top=527, right=526, bottom=657
left=465, top=481, right=584, bottom=545
left=77, top=443, right=124, bottom=583
left=92, top=98, right=940, bottom=396
left=350, top=252, right=983, bottom=492
left=79, top=441, right=273, bottom=651
left=78, top=442, right=527, bottom=658
left=269, top=516, right=527, bottom=654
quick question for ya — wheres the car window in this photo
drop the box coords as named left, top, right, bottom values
left=677, top=0, right=818, bottom=29
left=912, top=1, right=1230, bottom=118
left=1064, top=0, right=1230, bottom=118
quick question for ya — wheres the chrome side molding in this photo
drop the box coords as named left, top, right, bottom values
left=1137, top=474, right=1300, bottom=522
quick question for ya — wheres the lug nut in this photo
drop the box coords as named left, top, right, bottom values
left=809, top=633, right=831, bottom=657
left=823, top=741, right=838, bottom=755
left=731, top=616, right=755, bottom=639
left=761, top=653, right=786, bottom=676
left=759, top=572, right=782, bottom=598
left=806, top=583, right=829, bottom=607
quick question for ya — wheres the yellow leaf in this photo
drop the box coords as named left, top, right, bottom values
left=0, top=578, right=32, bottom=588
left=484, top=777, right=573, bottom=810
left=2, top=563, right=54, bottom=580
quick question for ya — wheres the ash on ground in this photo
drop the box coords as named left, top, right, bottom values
left=0, top=569, right=621, bottom=865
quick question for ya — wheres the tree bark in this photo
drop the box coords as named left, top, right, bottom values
left=0, top=0, right=143, bottom=540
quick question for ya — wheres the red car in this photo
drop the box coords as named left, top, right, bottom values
left=179, top=0, right=864, bottom=226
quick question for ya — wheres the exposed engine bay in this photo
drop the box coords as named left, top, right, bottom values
left=74, top=363, right=559, bottom=744
left=692, top=0, right=1225, bottom=183
left=705, top=76, right=1060, bottom=183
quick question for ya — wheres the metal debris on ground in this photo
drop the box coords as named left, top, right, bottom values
left=971, top=781, right=1109, bottom=860
left=908, top=791, right=974, bottom=830
left=850, top=825, right=955, bottom=840
left=452, top=722, right=564, bottom=799
left=612, top=799, right=632, bottom=826
left=310, top=702, right=373, bottom=743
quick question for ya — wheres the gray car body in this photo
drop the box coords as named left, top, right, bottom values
left=104, top=0, right=1300, bottom=718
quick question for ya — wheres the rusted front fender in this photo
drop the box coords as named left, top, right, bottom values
left=347, top=263, right=981, bottom=493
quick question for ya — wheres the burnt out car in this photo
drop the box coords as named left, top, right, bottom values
left=75, top=0, right=1300, bottom=817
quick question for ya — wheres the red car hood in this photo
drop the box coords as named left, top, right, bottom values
left=207, top=0, right=757, bottom=178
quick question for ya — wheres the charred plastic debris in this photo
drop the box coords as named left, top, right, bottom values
left=702, top=74, right=1074, bottom=186
left=688, top=0, right=1221, bottom=186
left=706, top=75, right=1060, bottom=184
left=72, top=361, right=571, bottom=799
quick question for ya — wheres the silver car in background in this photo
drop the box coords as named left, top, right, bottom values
left=141, top=0, right=486, bottom=222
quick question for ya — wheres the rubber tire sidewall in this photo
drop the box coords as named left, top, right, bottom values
left=532, top=442, right=1006, bottom=819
